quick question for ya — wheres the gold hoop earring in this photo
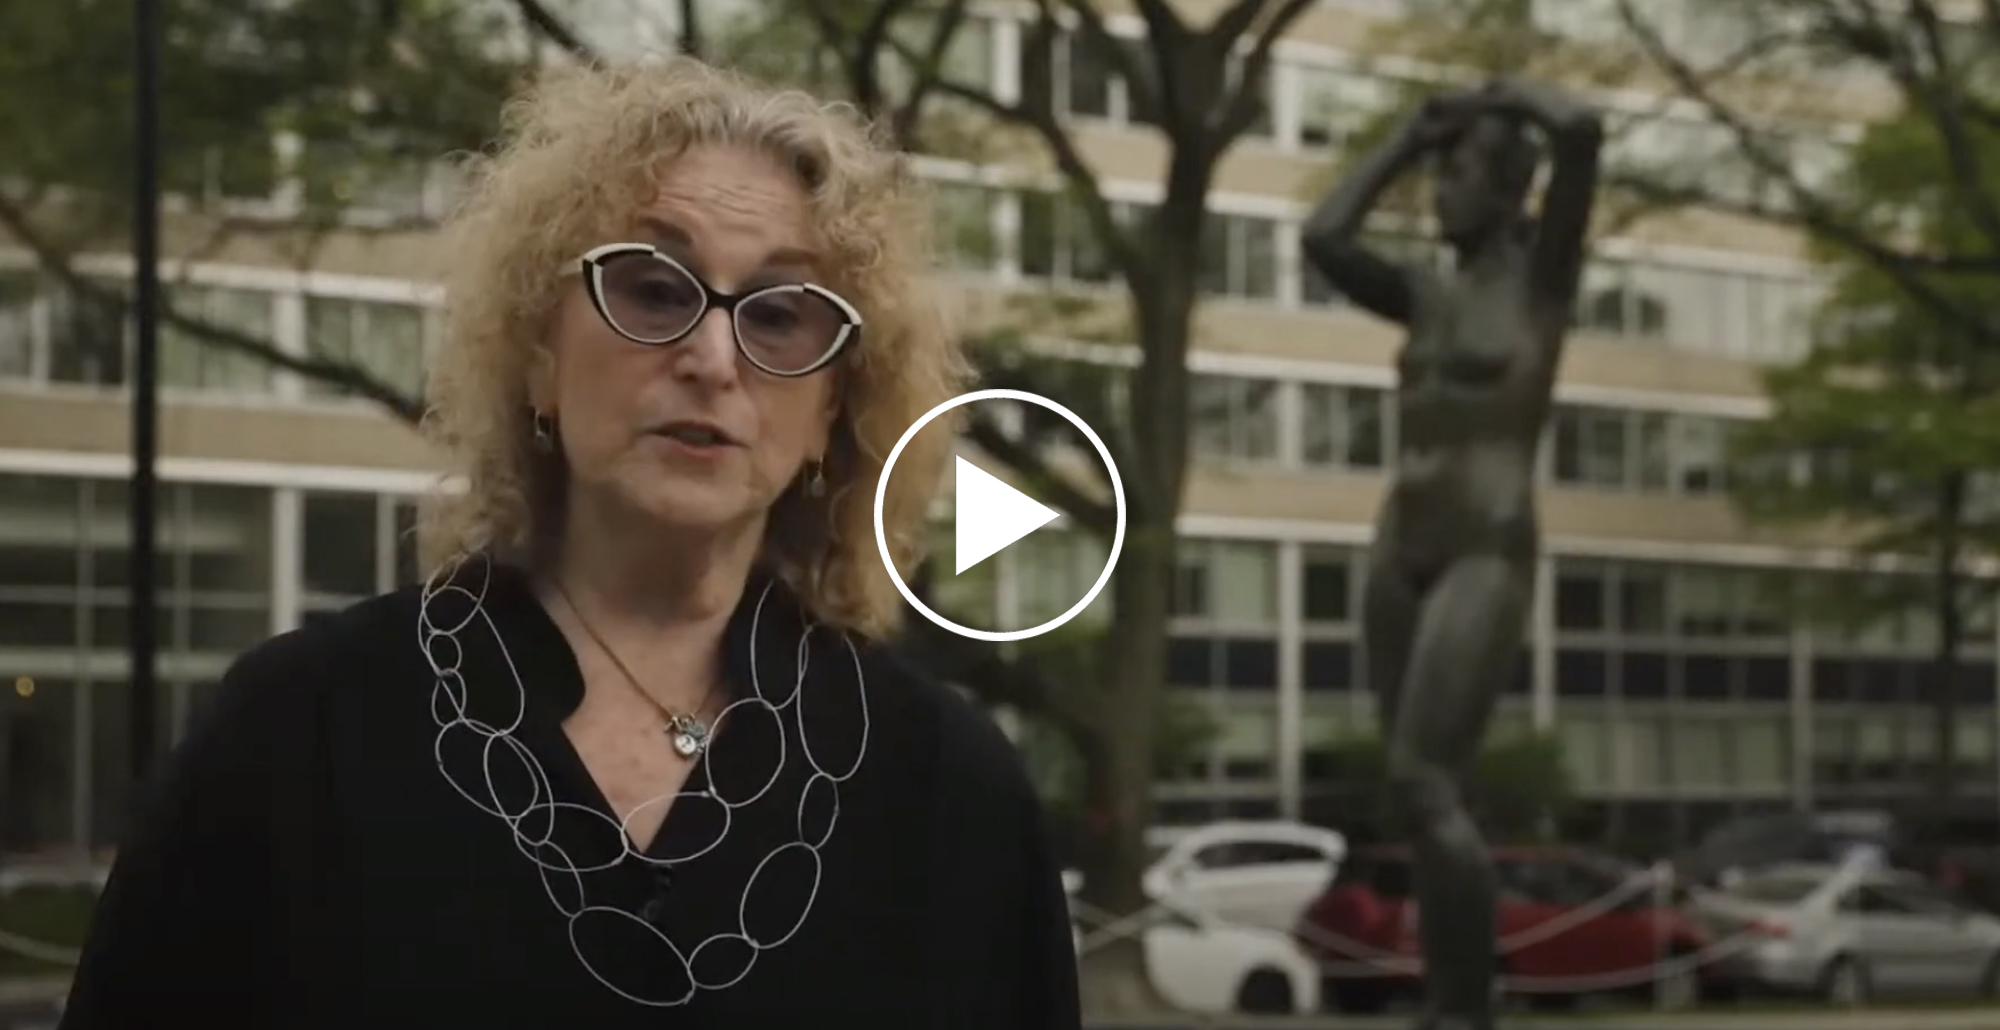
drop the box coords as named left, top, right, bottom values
left=531, top=410, right=556, bottom=454
left=805, top=459, right=827, bottom=498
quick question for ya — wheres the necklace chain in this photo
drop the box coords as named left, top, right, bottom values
left=551, top=580, right=719, bottom=758
left=419, top=556, right=872, bottom=1006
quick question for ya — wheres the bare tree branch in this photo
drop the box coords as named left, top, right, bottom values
left=676, top=0, right=704, bottom=58
left=1215, top=0, right=1318, bottom=141
left=925, top=52, right=1147, bottom=287
left=510, top=0, right=599, bottom=62
left=1059, top=0, right=1170, bottom=127
left=0, top=191, right=426, bottom=422
left=1900, top=0, right=2000, bottom=253
left=1616, top=0, right=2000, bottom=346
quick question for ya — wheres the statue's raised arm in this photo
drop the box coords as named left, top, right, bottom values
left=1471, top=78, right=1606, bottom=321
left=1300, top=95, right=1469, bottom=325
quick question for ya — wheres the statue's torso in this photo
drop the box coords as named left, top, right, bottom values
left=1382, top=238, right=1565, bottom=572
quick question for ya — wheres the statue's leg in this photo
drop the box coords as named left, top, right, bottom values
left=1361, top=542, right=1420, bottom=736
left=1387, top=554, right=1532, bottom=1030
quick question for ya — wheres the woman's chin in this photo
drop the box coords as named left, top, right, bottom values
left=624, top=480, right=762, bottom=536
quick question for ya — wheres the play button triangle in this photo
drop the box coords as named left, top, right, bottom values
left=954, top=456, right=1061, bottom=575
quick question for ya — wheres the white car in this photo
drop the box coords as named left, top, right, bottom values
left=1062, top=821, right=1347, bottom=932
left=1071, top=906, right=1321, bottom=1015
left=1141, top=820, right=1347, bottom=932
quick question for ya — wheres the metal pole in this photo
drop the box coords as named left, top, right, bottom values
left=128, top=0, right=162, bottom=793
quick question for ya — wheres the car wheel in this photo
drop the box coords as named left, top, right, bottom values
left=1821, top=955, right=1869, bottom=1008
left=1236, top=967, right=1294, bottom=1014
left=1328, top=977, right=1391, bottom=1014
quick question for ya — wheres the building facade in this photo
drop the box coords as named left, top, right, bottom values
left=3, top=0, right=1993, bottom=862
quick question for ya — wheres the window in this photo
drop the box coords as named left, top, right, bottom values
left=1555, top=560, right=1608, bottom=631
left=305, top=296, right=427, bottom=400
left=1021, top=30, right=1178, bottom=130
left=1730, top=873, right=1821, bottom=904
left=1172, top=540, right=1277, bottom=624
left=48, top=279, right=128, bottom=386
left=1674, top=567, right=1733, bottom=637
left=1190, top=375, right=1279, bottom=463
left=0, top=272, right=35, bottom=379
left=1193, top=840, right=1326, bottom=869
left=1609, top=713, right=1669, bottom=791
left=1296, top=65, right=1394, bottom=151
left=161, top=285, right=275, bottom=394
left=1552, top=405, right=1629, bottom=487
left=1016, top=530, right=1111, bottom=628
left=1619, top=565, right=1669, bottom=633
left=1301, top=546, right=1351, bottom=623
left=1551, top=405, right=1749, bottom=495
left=1672, top=715, right=1732, bottom=789
left=1301, top=384, right=1387, bottom=469
left=393, top=498, right=423, bottom=586
left=1019, top=193, right=1146, bottom=284
left=302, top=491, right=380, bottom=609
left=931, top=182, right=999, bottom=271
left=1576, top=261, right=1669, bottom=340
left=1673, top=415, right=1731, bottom=494
left=1198, top=214, right=1277, bottom=301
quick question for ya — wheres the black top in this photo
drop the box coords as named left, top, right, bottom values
left=60, top=555, right=1080, bottom=1029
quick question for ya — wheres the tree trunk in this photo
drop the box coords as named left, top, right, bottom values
left=1072, top=241, right=1200, bottom=1017
left=1074, top=523, right=1176, bottom=1014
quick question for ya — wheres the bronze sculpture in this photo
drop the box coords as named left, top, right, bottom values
left=1301, top=80, right=1604, bottom=1030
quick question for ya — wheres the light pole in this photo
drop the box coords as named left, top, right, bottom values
left=129, top=0, right=162, bottom=793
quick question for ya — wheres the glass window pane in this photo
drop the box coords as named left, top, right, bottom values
left=48, top=279, right=128, bottom=386
left=0, top=272, right=37, bottom=379
left=1301, top=546, right=1350, bottom=623
left=1610, top=713, right=1667, bottom=790
left=303, top=491, right=380, bottom=602
left=1209, top=541, right=1277, bottom=624
left=305, top=297, right=427, bottom=400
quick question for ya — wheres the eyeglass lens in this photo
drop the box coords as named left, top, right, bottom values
left=593, top=251, right=847, bottom=374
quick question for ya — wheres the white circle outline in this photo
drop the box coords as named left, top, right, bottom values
left=873, top=387, right=1126, bottom=642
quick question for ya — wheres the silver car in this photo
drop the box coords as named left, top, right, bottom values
left=1692, top=861, right=2000, bottom=1004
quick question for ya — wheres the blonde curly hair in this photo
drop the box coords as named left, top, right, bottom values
left=418, top=58, right=970, bottom=639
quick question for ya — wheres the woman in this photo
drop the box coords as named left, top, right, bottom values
left=1300, top=79, right=1603, bottom=1030
left=61, top=59, right=1080, bottom=1028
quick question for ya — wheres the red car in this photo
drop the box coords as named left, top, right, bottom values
left=1297, top=845, right=1719, bottom=1013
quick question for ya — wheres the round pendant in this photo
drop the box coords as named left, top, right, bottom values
left=668, top=715, right=709, bottom=758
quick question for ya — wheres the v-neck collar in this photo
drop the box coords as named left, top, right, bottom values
left=475, top=557, right=777, bottom=721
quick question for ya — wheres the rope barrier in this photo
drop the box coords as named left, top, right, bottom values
left=0, top=928, right=78, bottom=968
left=1065, top=851, right=2000, bottom=1001
left=7, top=850, right=1995, bottom=1005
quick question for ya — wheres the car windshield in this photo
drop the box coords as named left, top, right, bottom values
left=1728, top=873, right=1822, bottom=904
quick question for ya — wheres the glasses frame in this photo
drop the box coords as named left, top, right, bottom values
left=575, top=242, right=863, bottom=378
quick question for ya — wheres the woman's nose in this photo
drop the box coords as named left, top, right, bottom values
left=674, top=308, right=739, bottom=381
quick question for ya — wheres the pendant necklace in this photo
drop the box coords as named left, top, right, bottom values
left=552, top=582, right=719, bottom=759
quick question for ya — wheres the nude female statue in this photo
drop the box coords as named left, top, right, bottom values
left=1301, top=80, right=1603, bottom=1030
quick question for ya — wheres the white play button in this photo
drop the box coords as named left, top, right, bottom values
left=875, top=388, right=1126, bottom=643
left=953, top=456, right=1060, bottom=574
